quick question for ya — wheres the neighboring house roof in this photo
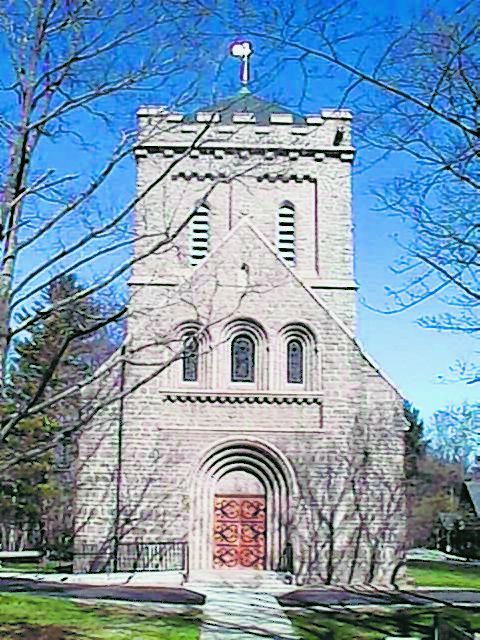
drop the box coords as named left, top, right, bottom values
left=463, top=480, right=480, bottom=517
left=438, top=512, right=461, bottom=529
left=189, top=90, right=304, bottom=124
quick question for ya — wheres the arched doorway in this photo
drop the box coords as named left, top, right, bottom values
left=213, top=470, right=266, bottom=570
left=190, top=438, right=297, bottom=571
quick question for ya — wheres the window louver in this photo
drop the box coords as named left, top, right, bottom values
left=190, top=204, right=210, bottom=266
left=277, top=202, right=296, bottom=266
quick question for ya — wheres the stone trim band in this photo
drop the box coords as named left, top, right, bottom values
left=162, top=391, right=322, bottom=405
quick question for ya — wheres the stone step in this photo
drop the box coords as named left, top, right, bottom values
left=188, top=583, right=292, bottom=591
left=188, top=570, right=291, bottom=581
left=186, top=570, right=295, bottom=594
left=188, top=570, right=291, bottom=582
left=188, top=580, right=291, bottom=588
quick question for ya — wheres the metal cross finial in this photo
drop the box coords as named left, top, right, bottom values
left=230, top=40, right=253, bottom=87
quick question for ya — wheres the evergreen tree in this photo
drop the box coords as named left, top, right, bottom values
left=0, top=401, right=58, bottom=529
left=11, top=274, right=117, bottom=421
left=0, top=274, right=120, bottom=549
left=404, top=401, right=426, bottom=479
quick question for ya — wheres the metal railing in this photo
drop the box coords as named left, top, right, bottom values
left=0, top=523, right=43, bottom=552
left=433, top=519, right=480, bottom=561
left=74, top=540, right=188, bottom=573
left=278, top=542, right=294, bottom=574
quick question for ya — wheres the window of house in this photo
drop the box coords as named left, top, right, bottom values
left=231, top=334, right=255, bottom=382
left=58, top=435, right=71, bottom=469
left=182, top=333, right=199, bottom=381
left=189, top=203, right=210, bottom=266
left=287, top=338, right=303, bottom=383
left=277, top=201, right=296, bottom=266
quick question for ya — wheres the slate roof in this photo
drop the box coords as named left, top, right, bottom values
left=190, top=90, right=304, bottom=124
left=464, top=480, right=480, bottom=517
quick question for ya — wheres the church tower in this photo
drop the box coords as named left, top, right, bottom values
left=74, top=86, right=406, bottom=586
left=133, top=93, right=356, bottom=331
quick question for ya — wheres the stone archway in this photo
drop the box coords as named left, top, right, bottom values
left=189, top=438, right=296, bottom=571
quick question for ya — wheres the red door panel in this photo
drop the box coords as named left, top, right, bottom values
left=213, top=495, right=266, bottom=569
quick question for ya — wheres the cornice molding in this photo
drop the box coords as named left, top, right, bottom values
left=135, top=143, right=356, bottom=159
left=308, top=278, right=359, bottom=291
left=171, top=171, right=317, bottom=183
left=161, top=390, right=322, bottom=405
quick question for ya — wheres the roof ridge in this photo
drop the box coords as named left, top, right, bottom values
left=189, top=92, right=304, bottom=124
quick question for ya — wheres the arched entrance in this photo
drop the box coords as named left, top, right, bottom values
left=190, top=438, right=297, bottom=571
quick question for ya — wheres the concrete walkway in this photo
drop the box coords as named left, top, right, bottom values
left=197, top=588, right=299, bottom=639
left=0, top=569, right=183, bottom=587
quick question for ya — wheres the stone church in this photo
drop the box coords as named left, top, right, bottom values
left=74, top=91, right=406, bottom=585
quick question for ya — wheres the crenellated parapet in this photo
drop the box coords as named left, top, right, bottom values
left=136, top=106, right=354, bottom=162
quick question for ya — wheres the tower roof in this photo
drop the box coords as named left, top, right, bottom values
left=190, top=91, right=304, bottom=125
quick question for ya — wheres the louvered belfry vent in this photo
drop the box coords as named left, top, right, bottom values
left=277, top=201, right=296, bottom=266
left=190, top=203, right=210, bottom=266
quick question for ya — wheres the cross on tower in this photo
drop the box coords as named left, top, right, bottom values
left=229, top=40, right=253, bottom=86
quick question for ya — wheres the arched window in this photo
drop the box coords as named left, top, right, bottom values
left=231, top=334, right=255, bottom=382
left=189, top=203, right=210, bottom=266
left=277, top=201, right=296, bottom=266
left=287, top=338, right=303, bottom=384
left=182, top=333, right=199, bottom=381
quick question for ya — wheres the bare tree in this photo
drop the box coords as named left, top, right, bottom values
left=0, top=3, right=157, bottom=379
left=213, top=2, right=479, bottom=382
left=428, top=402, right=480, bottom=469
left=0, top=1, right=298, bottom=472
left=295, top=412, right=406, bottom=588
left=0, top=0, right=221, bottom=395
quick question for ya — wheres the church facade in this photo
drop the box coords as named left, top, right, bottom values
left=74, top=94, right=406, bottom=585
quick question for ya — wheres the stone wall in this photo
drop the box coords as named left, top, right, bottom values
left=73, top=351, right=123, bottom=572
left=75, top=221, right=405, bottom=582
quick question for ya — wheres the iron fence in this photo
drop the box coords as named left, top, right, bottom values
left=433, top=522, right=480, bottom=561
left=74, top=540, right=188, bottom=573
left=0, top=523, right=43, bottom=552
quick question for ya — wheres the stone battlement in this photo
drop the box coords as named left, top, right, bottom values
left=137, top=106, right=352, bottom=122
left=136, top=106, right=354, bottom=158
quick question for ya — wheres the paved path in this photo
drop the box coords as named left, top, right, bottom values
left=419, top=590, right=480, bottom=606
left=197, top=588, right=299, bottom=639
left=279, top=587, right=480, bottom=608
left=0, top=577, right=204, bottom=604
left=2, top=577, right=480, bottom=610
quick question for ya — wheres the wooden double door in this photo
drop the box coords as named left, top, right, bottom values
left=213, top=494, right=266, bottom=569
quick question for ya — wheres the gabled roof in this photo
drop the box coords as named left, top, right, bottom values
left=185, top=216, right=405, bottom=400
left=189, top=90, right=303, bottom=125
left=463, top=480, right=480, bottom=517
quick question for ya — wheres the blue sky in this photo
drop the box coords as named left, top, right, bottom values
left=216, top=0, right=479, bottom=423
left=263, top=0, right=478, bottom=423
left=2, top=0, right=477, bottom=426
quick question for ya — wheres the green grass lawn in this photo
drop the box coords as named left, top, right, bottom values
left=407, top=560, right=480, bottom=589
left=0, top=593, right=201, bottom=640
left=0, top=561, right=60, bottom=573
left=289, top=607, right=480, bottom=640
